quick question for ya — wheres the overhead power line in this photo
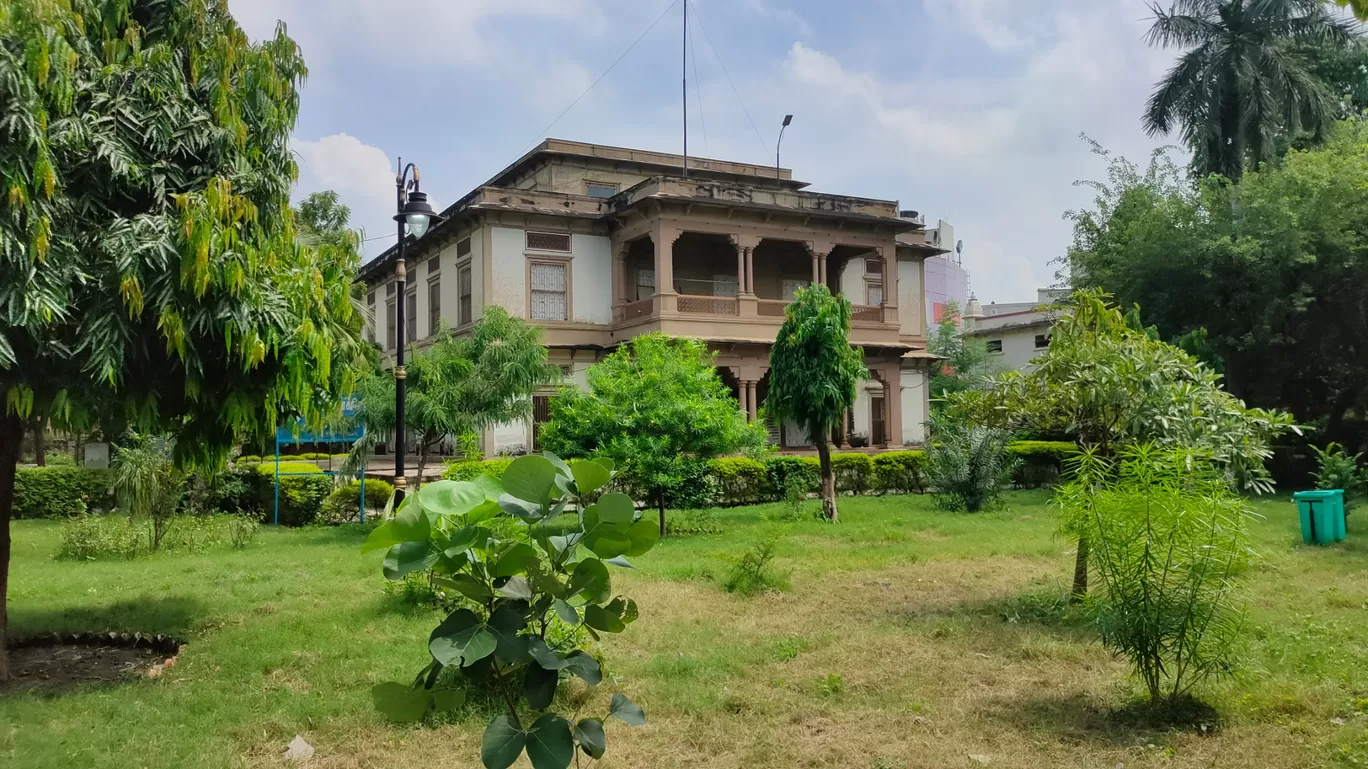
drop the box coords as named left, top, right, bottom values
left=519, top=0, right=682, bottom=154
left=687, top=0, right=771, bottom=159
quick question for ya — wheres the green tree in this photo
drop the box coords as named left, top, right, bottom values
left=945, top=291, right=1296, bottom=597
left=1065, top=124, right=1368, bottom=450
left=540, top=333, right=764, bottom=536
left=766, top=286, right=867, bottom=522
left=1336, top=0, right=1368, bottom=20
left=0, top=2, right=365, bottom=678
left=349, top=307, right=560, bottom=485
left=294, top=190, right=354, bottom=247
left=1143, top=0, right=1357, bottom=180
left=927, top=300, right=994, bottom=404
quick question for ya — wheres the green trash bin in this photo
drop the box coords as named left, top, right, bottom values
left=1293, top=490, right=1343, bottom=545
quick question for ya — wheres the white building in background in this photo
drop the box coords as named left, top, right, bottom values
left=962, top=289, right=1069, bottom=372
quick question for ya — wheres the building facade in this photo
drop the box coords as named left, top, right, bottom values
left=359, top=140, right=948, bottom=456
left=962, top=289, right=1069, bottom=372
left=921, top=220, right=969, bottom=326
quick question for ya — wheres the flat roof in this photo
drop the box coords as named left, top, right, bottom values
left=487, top=138, right=810, bottom=190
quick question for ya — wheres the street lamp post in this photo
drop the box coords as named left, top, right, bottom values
left=776, top=114, right=793, bottom=179
left=392, top=159, right=443, bottom=503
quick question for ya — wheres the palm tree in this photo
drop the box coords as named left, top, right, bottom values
left=1143, top=0, right=1358, bottom=180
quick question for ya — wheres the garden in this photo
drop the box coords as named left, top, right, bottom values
left=6, top=486, right=1368, bottom=769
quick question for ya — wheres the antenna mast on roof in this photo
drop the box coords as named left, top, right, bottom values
left=682, top=0, right=688, bottom=178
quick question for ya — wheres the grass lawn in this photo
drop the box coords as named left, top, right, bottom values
left=4, top=491, right=1368, bottom=768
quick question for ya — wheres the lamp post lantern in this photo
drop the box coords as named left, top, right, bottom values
left=392, top=159, right=443, bottom=502
left=776, top=114, right=793, bottom=179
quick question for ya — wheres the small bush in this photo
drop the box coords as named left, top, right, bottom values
left=320, top=479, right=396, bottom=524
left=1312, top=442, right=1364, bottom=512
left=1060, top=445, right=1251, bottom=709
left=236, top=454, right=261, bottom=463
left=666, top=507, right=723, bottom=535
left=831, top=453, right=873, bottom=495
left=925, top=417, right=1019, bottom=513
left=253, top=462, right=331, bottom=526
left=872, top=451, right=927, bottom=494
left=44, top=452, right=76, bottom=466
left=59, top=508, right=141, bottom=560
left=709, top=457, right=771, bottom=506
left=443, top=458, right=513, bottom=482
left=722, top=530, right=788, bottom=595
left=766, top=476, right=811, bottom=522
left=13, top=467, right=115, bottom=519
left=228, top=516, right=259, bottom=549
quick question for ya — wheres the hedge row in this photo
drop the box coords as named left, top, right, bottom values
left=444, top=441, right=1077, bottom=508
left=13, top=467, right=115, bottom=519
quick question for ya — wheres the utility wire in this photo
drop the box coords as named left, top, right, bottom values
left=688, top=0, right=770, bottom=158
left=519, top=0, right=681, bottom=154
left=688, top=6, right=708, bottom=152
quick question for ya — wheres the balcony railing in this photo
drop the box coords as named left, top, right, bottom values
left=678, top=295, right=738, bottom=315
left=757, top=299, right=787, bottom=317
left=623, top=298, right=653, bottom=321
left=851, top=304, right=884, bottom=323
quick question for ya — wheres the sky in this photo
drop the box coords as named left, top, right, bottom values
left=229, top=0, right=1184, bottom=304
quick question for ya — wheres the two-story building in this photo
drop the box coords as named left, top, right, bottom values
left=358, top=139, right=948, bottom=456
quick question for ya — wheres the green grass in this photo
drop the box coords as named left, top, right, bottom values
left=3, top=491, right=1368, bottom=768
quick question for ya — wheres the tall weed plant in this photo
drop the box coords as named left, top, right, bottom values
left=1058, top=444, right=1252, bottom=710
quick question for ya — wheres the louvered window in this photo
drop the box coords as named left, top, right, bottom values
left=530, top=262, right=568, bottom=321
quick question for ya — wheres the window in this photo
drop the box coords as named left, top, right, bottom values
left=428, top=278, right=441, bottom=336
left=366, top=291, right=376, bottom=343
left=1034, top=333, right=1051, bottom=349
left=386, top=300, right=397, bottom=350
left=387, top=281, right=396, bottom=297
left=458, top=265, right=473, bottom=326
left=865, top=258, right=882, bottom=276
left=457, top=237, right=471, bottom=258
left=713, top=274, right=739, bottom=298
left=405, top=290, right=417, bottom=344
left=367, top=290, right=375, bottom=306
left=427, top=256, right=439, bottom=276
left=532, top=395, right=554, bottom=452
left=585, top=182, right=618, bottom=199
left=530, top=261, right=568, bottom=321
left=782, top=279, right=807, bottom=301
left=866, top=282, right=884, bottom=306
left=635, top=268, right=655, bottom=301
left=527, top=232, right=571, bottom=252
left=987, top=339, right=1003, bottom=354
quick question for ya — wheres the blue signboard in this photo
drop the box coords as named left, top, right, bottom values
left=275, top=399, right=364, bottom=445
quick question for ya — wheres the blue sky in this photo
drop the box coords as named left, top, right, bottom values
left=231, top=0, right=1184, bottom=303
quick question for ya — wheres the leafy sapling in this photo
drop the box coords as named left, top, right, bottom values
left=364, top=453, right=659, bottom=769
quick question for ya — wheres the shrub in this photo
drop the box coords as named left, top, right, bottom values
left=662, top=458, right=717, bottom=510
left=254, top=462, right=331, bottom=526
left=709, top=457, right=771, bottom=506
left=1059, top=445, right=1251, bottom=709
left=765, top=456, right=820, bottom=499
left=236, top=454, right=261, bottom=463
left=722, top=530, right=788, bottom=595
left=228, top=516, right=259, bottom=549
left=365, top=454, right=656, bottom=768
left=111, top=438, right=186, bottom=551
left=666, top=507, right=723, bottom=535
left=13, top=467, right=114, bottom=519
left=1008, top=440, right=1079, bottom=489
left=59, top=507, right=141, bottom=561
left=830, top=453, right=873, bottom=495
left=443, top=457, right=513, bottom=482
left=925, top=417, right=1019, bottom=513
left=872, top=451, right=927, bottom=494
left=320, top=479, right=396, bottom=524
left=1312, top=443, right=1364, bottom=512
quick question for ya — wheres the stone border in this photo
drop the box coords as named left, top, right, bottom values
left=10, top=631, right=185, bottom=657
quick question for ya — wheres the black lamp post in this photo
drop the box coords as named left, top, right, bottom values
left=392, top=159, right=443, bottom=502
left=776, top=114, right=793, bottom=179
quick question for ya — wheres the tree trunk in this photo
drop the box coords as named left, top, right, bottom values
left=0, top=411, right=25, bottom=681
left=31, top=417, right=44, bottom=467
left=1071, top=536, right=1089, bottom=602
left=815, top=439, right=838, bottom=522
left=657, top=488, right=667, bottom=539
left=416, top=443, right=429, bottom=491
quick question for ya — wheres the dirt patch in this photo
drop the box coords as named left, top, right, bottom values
left=1, top=643, right=168, bottom=694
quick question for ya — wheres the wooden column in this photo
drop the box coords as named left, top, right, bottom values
left=818, top=253, right=828, bottom=286
left=653, top=221, right=678, bottom=314
left=840, top=409, right=851, bottom=449
left=738, top=379, right=750, bottom=417
left=811, top=249, right=820, bottom=284
left=745, top=247, right=755, bottom=295
left=883, top=374, right=898, bottom=449
left=747, top=381, right=759, bottom=421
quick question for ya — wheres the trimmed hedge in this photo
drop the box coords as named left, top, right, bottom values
left=437, top=442, right=1074, bottom=509
left=1007, top=441, right=1079, bottom=489
left=13, top=467, right=115, bottom=519
left=321, top=479, right=395, bottom=524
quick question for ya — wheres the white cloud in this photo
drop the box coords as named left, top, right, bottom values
left=292, top=133, right=402, bottom=251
